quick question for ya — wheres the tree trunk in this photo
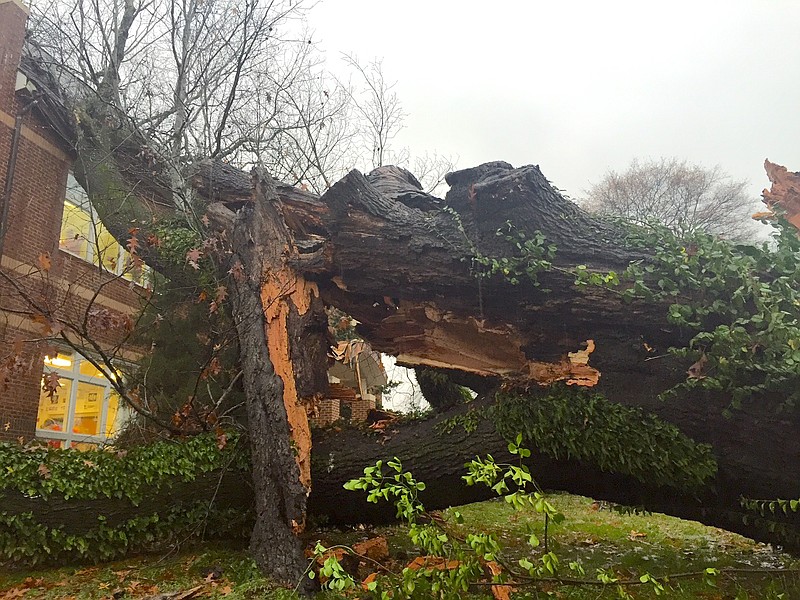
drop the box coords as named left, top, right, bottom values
left=310, top=385, right=800, bottom=552
left=4, top=391, right=798, bottom=554
left=228, top=172, right=322, bottom=590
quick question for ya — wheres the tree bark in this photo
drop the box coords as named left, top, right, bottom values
left=227, top=172, right=321, bottom=590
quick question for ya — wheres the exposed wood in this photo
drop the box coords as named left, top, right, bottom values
left=762, top=159, right=800, bottom=232
left=260, top=269, right=318, bottom=491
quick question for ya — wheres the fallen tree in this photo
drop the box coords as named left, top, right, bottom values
left=5, top=122, right=799, bottom=576
left=15, top=50, right=800, bottom=571
left=14, top=0, right=799, bottom=581
left=4, top=160, right=800, bottom=565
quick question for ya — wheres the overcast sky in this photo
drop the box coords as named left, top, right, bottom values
left=309, top=1, right=800, bottom=202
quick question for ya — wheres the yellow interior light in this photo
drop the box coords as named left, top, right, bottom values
left=44, top=355, right=72, bottom=368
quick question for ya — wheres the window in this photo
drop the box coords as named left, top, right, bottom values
left=58, top=175, right=152, bottom=288
left=36, top=350, right=129, bottom=449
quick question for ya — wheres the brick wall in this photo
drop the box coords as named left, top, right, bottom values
left=349, top=395, right=376, bottom=423
left=310, top=382, right=377, bottom=427
left=314, top=398, right=340, bottom=426
left=0, top=0, right=148, bottom=442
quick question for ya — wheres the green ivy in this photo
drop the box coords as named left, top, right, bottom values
left=0, top=432, right=248, bottom=505
left=0, top=432, right=250, bottom=566
left=0, top=502, right=250, bottom=566
left=473, top=221, right=558, bottom=287
left=619, top=218, right=800, bottom=409
left=152, top=219, right=203, bottom=267
left=490, top=388, right=717, bottom=490
left=741, top=497, right=800, bottom=517
left=435, top=408, right=484, bottom=435
left=482, top=216, right=800, bottom=410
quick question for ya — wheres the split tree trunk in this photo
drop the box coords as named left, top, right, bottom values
left=228, top=172, right=325, bottom=590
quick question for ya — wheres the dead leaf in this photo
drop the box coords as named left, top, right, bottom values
left=127, top=228, right=140, bottom=255
left=37, top=463, right=51, bottom=479
left=37, top=252, right=51, bottom=272
left=486, top=561, right=514, bottom=600
left=628, top=530, right=647, bottom=540
left=315, top=547, right=348, bottom=566
left=687, top=354, right=708, bottom=379
left=139, top=586, right=202, bottom=600
left=406, top=556, right=460, bottom=571
left=200, top=357, right=222, bottom=380
left=42, top=371, right=61, bottom=399
left=21, top=578, right=43, bottom=589
left=352, top=536, right=389, bottom=562
left=361, top=572, right=378, bottom=591
left=186, top=248, right=202, bottom=269
left=86, top=307, right=133, bottom=332
left=32, top=314, right=63, bottom=337
left=228, top=261, right=245, bottom=282
left=202, top=567, right=222, bottom=583
left=214, top=428, right=227, bottom=450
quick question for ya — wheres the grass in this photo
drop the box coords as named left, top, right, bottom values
left=1, top=494, right=798, bottom=599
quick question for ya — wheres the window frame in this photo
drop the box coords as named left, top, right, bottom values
left=36, top=349, right=129, bottom=448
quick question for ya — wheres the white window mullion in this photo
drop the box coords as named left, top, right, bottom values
left=98, top=387, right=110, bottom=439
left=62, top=361, right=80, bottom=449
left=117, top=245, right=125, bottom=276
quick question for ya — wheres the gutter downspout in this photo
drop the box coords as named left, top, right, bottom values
left=0, top=97, right=38, bottom=258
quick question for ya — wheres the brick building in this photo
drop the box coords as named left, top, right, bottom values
left=0, top=0, right=388, bottom=443
left=0, top=0, right=150, bottom=448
